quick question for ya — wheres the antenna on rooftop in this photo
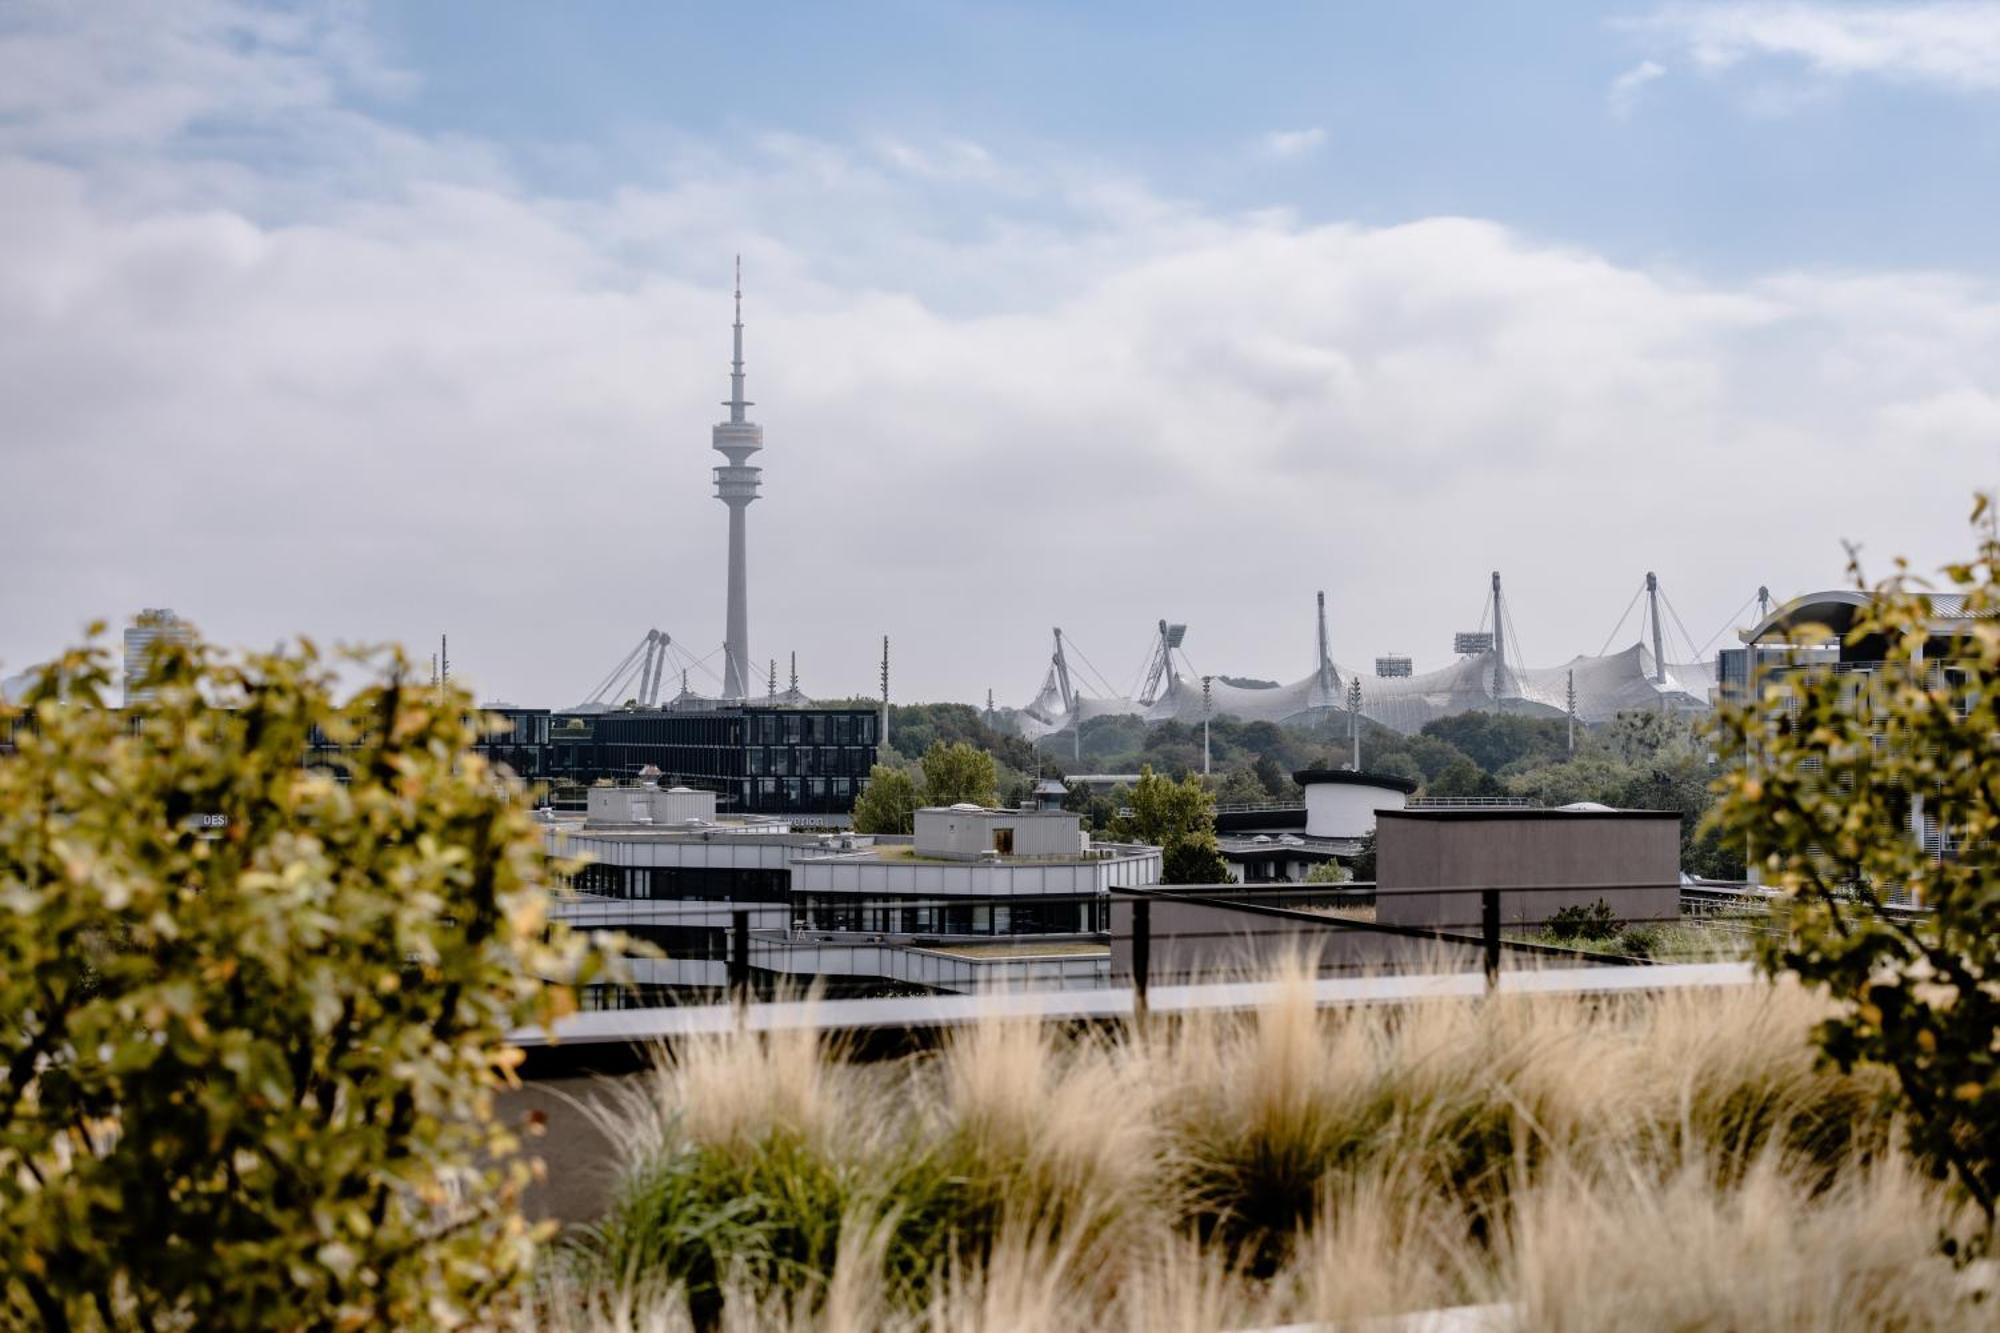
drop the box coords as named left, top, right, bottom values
left=880, top=636, right=891, bottom=749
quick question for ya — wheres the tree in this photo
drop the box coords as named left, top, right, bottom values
left=1210, top=766, right=1268, bottom=807
left=1709, top=494, right=2000, bottom=1230
left=918, top=741, right=998, bottom=808
left=1350, top=828, right=1378, bottom=882
left=0, top=628, right=590, bottom=1329
left=1420, top=712, right=1568, bottom=774
left=851, top=764, right=921, bottom=835
left=1426, top=756, right=1506, bottom=799
left=1305, top=859, right=1351, bottom=884
left=1506, top=756, right=1638, bottom=809
left=1111, top=765, right=1227, bottom=885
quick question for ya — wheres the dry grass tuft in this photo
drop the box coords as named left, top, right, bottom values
left=552, top=970, right=1982, bottom=1331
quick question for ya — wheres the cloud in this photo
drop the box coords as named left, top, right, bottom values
left=1632, top=2, right=2000, bottom=91
left=1257, top=127, right=1327, bottom=160
left=0, top=1, right=1992, bottom=707
left=1608, top=59, right=1668, bottom=115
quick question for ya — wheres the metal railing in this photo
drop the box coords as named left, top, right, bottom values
left=1404, top=795, right=1538, bottom=809
left=1120, top=883, right=1659, bottom=1017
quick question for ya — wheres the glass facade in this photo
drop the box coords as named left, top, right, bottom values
left=547, top=706, right=878, bottom=816
left=569, top=862, right=789, bottom=902
left=795, top=894, right=1107, bottom=937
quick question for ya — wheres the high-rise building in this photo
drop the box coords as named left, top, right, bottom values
left=712, top=258, right=763, bottom=699
left=123, top=608, right=190, bottom=706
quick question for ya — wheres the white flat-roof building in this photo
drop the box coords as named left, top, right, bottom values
left=545, top=791, right=1161, bottom=1003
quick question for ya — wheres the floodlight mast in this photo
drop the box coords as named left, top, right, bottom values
left=1347, top=676, right=1364, bottom=770
left=1566, top=668, right=1577, bottom=755
left=1201, top=675, right=1213, bottom=776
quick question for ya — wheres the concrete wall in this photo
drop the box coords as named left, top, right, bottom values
left=914, top=806, right=1086, bottom=859
left=1375, top=811, right=1680, bottom=928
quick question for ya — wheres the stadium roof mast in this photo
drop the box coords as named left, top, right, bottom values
left=713, top=256, right=763, bottom=701
left=1315, top=590, right=1342, bottom=700
left=1490, top=571, right=1508, bottom=704
left=1646, top=572, right=1667, bottom=685
left=1051, top=629, right=1077, bottom=717
left=1051, top=629, right=1081, bottom=762
left=1138, top=619, right=1186, bottom=706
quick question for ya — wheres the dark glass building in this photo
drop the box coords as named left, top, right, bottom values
left=546, top=706, right=878, bottom=817
left=298, top=704, right=877, bottom=818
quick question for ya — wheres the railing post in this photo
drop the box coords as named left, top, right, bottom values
left=730, top=908, right=750, bottom=1008
left=1131, top=898, right=1151, bottom=1024
left=1481, top=888, right=1500, bottom=992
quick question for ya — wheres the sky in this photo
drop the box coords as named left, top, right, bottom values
left=1, top=0, right=1996, bottom=706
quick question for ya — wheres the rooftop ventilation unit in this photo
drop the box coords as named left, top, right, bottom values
left=1375, top=655, right=1413, bottom=678
left=1453, top=632, right=1494, bottom=655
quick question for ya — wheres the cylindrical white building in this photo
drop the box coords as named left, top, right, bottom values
left=1294, top=768, right=1419, bottom=840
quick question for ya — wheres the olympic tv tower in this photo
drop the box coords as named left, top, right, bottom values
left=713, top=257, right=763, bottom=700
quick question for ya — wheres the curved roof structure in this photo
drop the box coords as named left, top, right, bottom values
left=1742, top=590, right=1975, bottom=645
left=1011, top=588, right=1718, bottom=740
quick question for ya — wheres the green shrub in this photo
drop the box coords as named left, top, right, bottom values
left=1616, top=927, right=1661, bottom=959
left=577, top=1130, right=851, bottom=1327
left=1547, top=899, right=1622, bottom=942
left=0, top=628, right=591, bottom=1329
left=1710, top=494, right=2000, bottom=1231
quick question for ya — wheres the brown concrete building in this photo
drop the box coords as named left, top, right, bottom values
left=1375, top=808, right=1681, bottom=929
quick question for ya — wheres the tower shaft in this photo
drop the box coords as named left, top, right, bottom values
left=712, top=256, right=763, bottom=700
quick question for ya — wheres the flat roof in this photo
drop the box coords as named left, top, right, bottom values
left=1293, top=768, right=1420, bottom=794
left=1378, top=807, right=1679, bottom=822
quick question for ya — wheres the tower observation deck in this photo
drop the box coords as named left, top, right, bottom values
left=713, top=257, right=763, bottom=700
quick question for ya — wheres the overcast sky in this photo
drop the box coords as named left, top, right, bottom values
left=2, top=1, right=1996, bottom=706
